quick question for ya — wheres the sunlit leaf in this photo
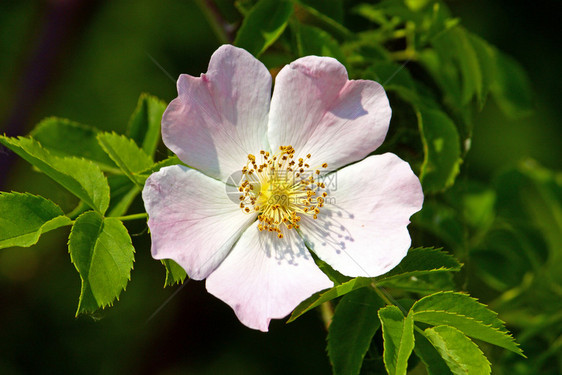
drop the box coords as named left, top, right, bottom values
left=127, top=93, right=166, bottom=157
left=136, top=155, right=184, bottom=185
left=30, top=117, right=116, bottom=172
left=376, top=247, right=462, bottom=284
left=288, top=277, right=371, bottom=322
left=68, top=211, right=135, bottom=315
left=0, top=136, right=110, bottom=214
left=414, top=330, right=453, bottom=375
left=0, top=192, right=71, bottom=249
left=234, top=0, right=293, bottom=56
left=383, top=272, right=456, bottom=295
left=411, top=291, right=524, bottom=355
left=423, top=325, right=491, bottom=375
left=379, top=305, right=415, bottom=375
left=162, top=259, right=188, bottom=287
left=97, top=132, right=153, bottom=187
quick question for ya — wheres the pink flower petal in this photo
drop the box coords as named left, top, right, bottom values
left=268, top=56, right=391, bottom=171
left=142, top=165, right=256, bottom=280
left=162, top=45, right=272, bottom=181
left=299, top=153, right=423, bottom=277
left=206, top=222, right=333, bottom=331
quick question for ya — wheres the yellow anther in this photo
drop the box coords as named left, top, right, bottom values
left=237, top=147, right=329, bottom=239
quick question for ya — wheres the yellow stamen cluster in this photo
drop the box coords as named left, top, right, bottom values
left=238, top=145, right=329, bottom=239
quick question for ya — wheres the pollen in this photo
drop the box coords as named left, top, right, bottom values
left=237, top=145, right=330, bottom=239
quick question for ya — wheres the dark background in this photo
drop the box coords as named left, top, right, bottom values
left=1, top=0, right=560, bottom=373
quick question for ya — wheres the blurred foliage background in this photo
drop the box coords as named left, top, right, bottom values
left=0, top=0, right=560, bottom=374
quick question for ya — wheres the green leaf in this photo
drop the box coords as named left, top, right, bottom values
left=0, top=192, right=72, bottom=249
left=234, top=0, right=293, bottom=56
left=412, top=201, right=465, bottom=250
left=418, top=48, right=462, bottom=109
left=417, top=107, right=461, bottom=193
left=429, top=26, right=482, bottom=105
left=136, top=155, right=184, bottom=184
left=467, top=33, right=496, bottom=108
left=162, top=259, right=188, bottom=287
left=491, top=50, right=533, bottom=118
left=378, top=306, right=415, bottom=375
left=30, top=117, right=117, bottom=172
left=327, top=288, right=385, bottom=375
left=97, top=132, right=154, bottom=187
left=0, top=136, right=110, bottom=214
left=383, top=272, right=456, bottom=295
left=413, top=330, right=453, bottom=375
left=367, top=61, right=417, bottom=91
left=127, top=93, right=166, bottom=157
left=423, top=325, right=491, bottom=375
left=68, top=211, right=135, bottom=315
left=417, top=25, right=480, bottom=115
left=293, top=23, right=345, bottom=63
left=376, top=247, right=462, bottom=284
left=288, top=277, right=371, bottom=322
left=411, top=291, right=524, bottom=355
left=446, top=181, right=496, bottom=230
left=311, top=251, right=351, bottom=285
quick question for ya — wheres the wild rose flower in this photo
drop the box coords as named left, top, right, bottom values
left=142, top=45, right=423, bottom=331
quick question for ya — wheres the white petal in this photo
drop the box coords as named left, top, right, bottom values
left=142, top=165, right=256, bottom=280
left=162, top=45, right=271, bottom=181
left=300, top=154, right=423, bottom=277
left=268, top=56, right=391, bottom=171
left=206, top=222, right=333, bottom=331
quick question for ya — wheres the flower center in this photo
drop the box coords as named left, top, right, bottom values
left=238, top=145, right=329, bottom=239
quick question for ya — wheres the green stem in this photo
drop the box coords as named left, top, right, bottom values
left=320, top=301, right=334, bottom=330
left=194, top=0, right=230, bottom=44
left=371, top=282, right=410, bottom=315
left=371, top=282, right=394, bottom=306
left=414, top=325, right=425, bottom=335
left=113, top=213, right=148, bottom=221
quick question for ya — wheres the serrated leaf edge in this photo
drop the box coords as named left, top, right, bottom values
left=0, top=136, right=110, bottom=214
left=413, top=309, right=523, bottom=355
left=0, top=192, right=72, bottom=249
left=424, top=325, right=491, bottom=374
left=97, top=132, right=153, bottom=187
left=68, top=212, right=135, bottom=315
left=411, top=291, right=524, bottom=356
